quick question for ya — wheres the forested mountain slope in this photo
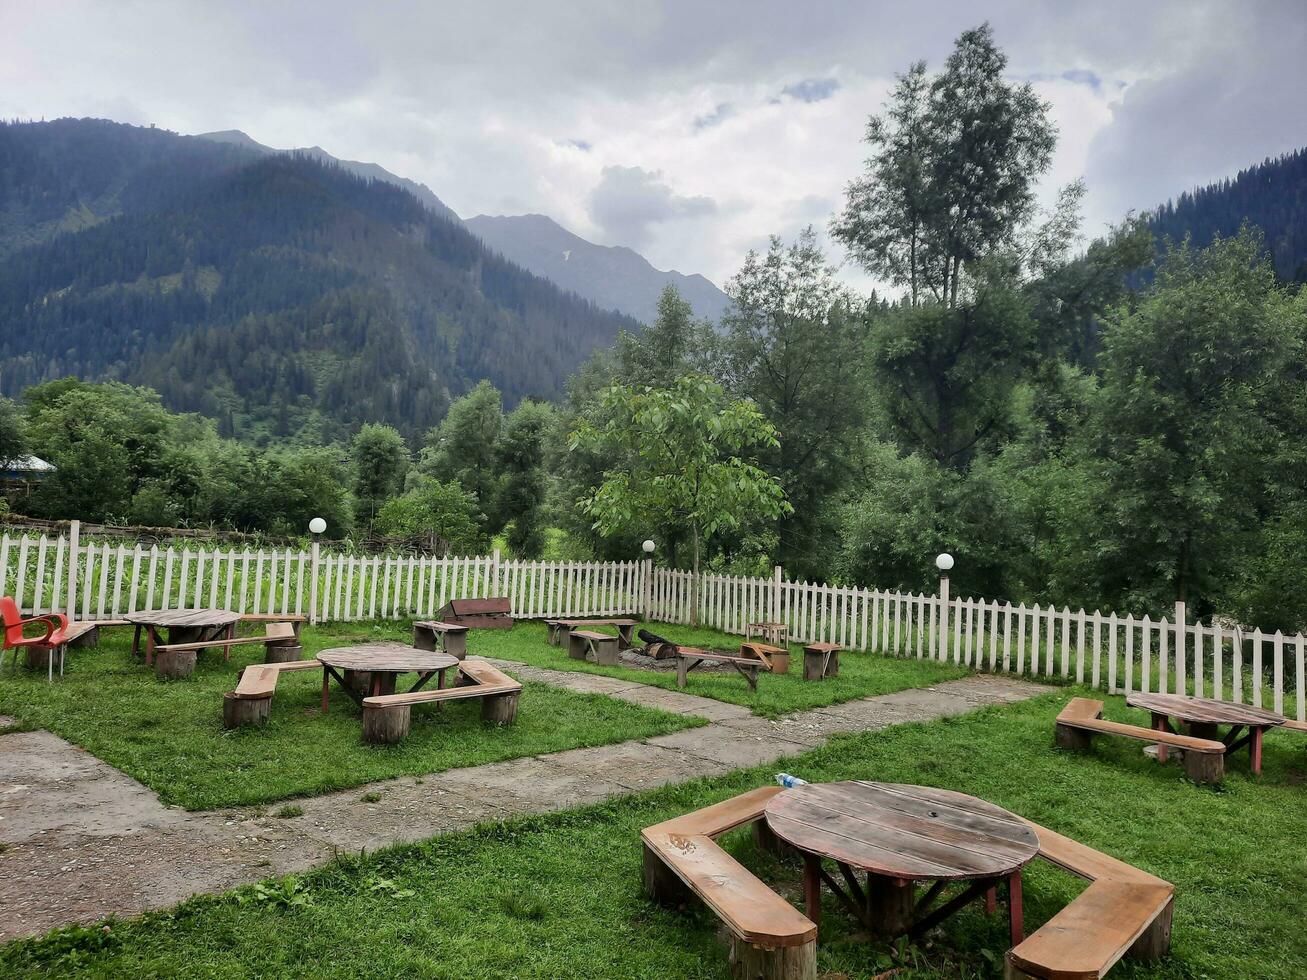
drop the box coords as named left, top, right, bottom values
left=0, top=119, right=637, bottom=442
left=1146, top=147, right=1307, bottom=281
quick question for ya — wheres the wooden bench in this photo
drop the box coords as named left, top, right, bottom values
left=676, top=648, right=765, bottom=691
left=642, top=786, right=817, bottom=980
left=568, top=629, right=620, bottom=665
left=412, top=620, right=469, bottom=658
left=547, top=618, right=638, bottom=649
left=1006, top=818, right=1174, bottom=979
left=222, top=659, right=323, bottom=728
left=740, top=641, right=788, bottom=674
left=1282, top=718, right=1307, bottom=735
left=155, top=622, right=303, bottom=677
left=360, top=659, right=522, bottom=743
left=802, top=642, right=840, bottom=681
left=432, top=597, right=514, bottom=630
left=1055, top=698, right=1226, bottom=784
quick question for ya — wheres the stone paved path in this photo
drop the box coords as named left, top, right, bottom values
left=0, top=662, right=1053, bottom=941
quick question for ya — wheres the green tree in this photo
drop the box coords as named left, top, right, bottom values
left=374, top=478, right=487, bottom=555
left=571, top=376, right=791, bottom=618
left=351, top=423, right=410, bottom=528
left=614, top=285, right=718, bottom=388
left=721, top=228, right=867, bottom=575
left=494, top=400, right=554, bottom=557
left=417, top=381, right=503, bottom=530
left=0, top=396, right=28, bottom=469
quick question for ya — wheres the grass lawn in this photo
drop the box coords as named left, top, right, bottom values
left=475, top=620, right=970, bottom=717
left=0, top=621, right=701, bottom=810
left=4, top=689, right=1303, bottom=978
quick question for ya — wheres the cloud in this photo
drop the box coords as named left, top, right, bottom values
left=588, top=165, right=717, bottom=248
left=780, top=77, right=841, bottom=103
left=692, top=102, right=734, bottom=131
left=561, top=138, right=592, bottom=152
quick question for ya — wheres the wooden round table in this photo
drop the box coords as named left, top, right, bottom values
left=317, top=643, right=459, bottom=711
left=1127, top=692, right=1285, bottom=774
left=765, top=781, right=1039, bottom=943
left=125, top=609, right=243, bottom=665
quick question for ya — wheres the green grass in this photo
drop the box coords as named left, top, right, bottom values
left=0, top=622, right=700, bottom=810
left=3, top=689, right=1303, bottom=977
left=475, top=620, right=969, bottom=717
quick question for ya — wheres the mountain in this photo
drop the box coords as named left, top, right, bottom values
left=0, top=118, right=638, bottom=442
left=1146, top=146, right=1307, bottom=282
left=466, top=213, right=731, bottom=324
left=195, top=129, right=462, bottom=225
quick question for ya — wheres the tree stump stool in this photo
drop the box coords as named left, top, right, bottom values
left=24, top=646, right=64, bottom=673
left=362, top=703, right=411, bottom=744
left=482, top=690, right=520, bottom=725
left=222, top=692, right=270, bottom=728
left=343, top=668, right=395, bottom=698
left=264, top=643, right=304, bottom=664
left=802, top=643, right=840, bottom=681
left=155, top=648, right=198, bottom=680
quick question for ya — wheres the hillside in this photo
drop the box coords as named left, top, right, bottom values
left=1146, top=146, right=1307, bottom=281
left=0, top=119, right=638, bottom=442
left=466, top=213, right=731, bottom=324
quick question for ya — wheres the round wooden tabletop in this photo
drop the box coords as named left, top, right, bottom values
left=1126, top=692, right=1285, bottom=728
left=317, top=643, right=458, bottom=674
left=764, top=781, right=1039, bottom=882
left=124, top=608, right=243, bottom=628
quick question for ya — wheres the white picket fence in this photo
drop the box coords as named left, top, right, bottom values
left=652, top=567, right=1307, bottom=722
left=4, top=522, right=1303, bottom=721
left=1, top=523, right=642, bottom=626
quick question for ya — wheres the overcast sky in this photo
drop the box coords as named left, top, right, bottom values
left=3, top=1, right=1305, bottom=293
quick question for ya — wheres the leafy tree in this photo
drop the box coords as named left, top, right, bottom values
left=0, top=395, right=28, bottom=469
left=571, top=376, right=791, bottom=617
left=494, top=400, right=555, bottom=557
left=351, top=423, right=410, bottom=529
left=721, top=229, right=868, bottom=575
left=275, top=446, right=354, bottom=538
left=417, top=381, right=504, bottom=530
left=833, top=23, right=1058, bottom=307
left=614, top=285, right=718, bottom=388
left=374, top=478, right=486, bottom=555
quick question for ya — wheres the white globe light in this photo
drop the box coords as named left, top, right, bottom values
left=935, top=553, right=955, bottom=572
left=308, top=517, right=327, bottom=535
left=642, top=539, right=656, bottom=554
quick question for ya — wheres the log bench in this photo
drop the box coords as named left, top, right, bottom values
left=360, top=659, right=522, bottom=744
left=222, top=659, right=323, bottom=728
left=676, top=649, right=765, bottom=691
left=155, top=623, right=303, bottom=679
left=642, top=786, right=817, bottom=980
left=1005, top=818, right=1175, bottom=979
left=802, top=642, right=840, bottom=681
left=568, top=629, right=620, bottom=665
left=740, top=641, right=788, bottom=674
left=1055, top=698, right=1226, bottom=785
left=412, top=620, right=470, bottom=658
left=547, top=618, right=638, bottom=649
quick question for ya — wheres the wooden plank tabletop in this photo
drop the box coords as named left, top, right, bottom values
left=764, top=781, right=1038, bottom=881
left=316, top=642, right=459, bottom=674
left=124, top=609, right=243, bottom=628
left=413, top=620, right=470, bottom=633
left=1126, top=693, right=1285, bottom=727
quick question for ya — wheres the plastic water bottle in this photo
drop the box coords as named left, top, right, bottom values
left=775, top=773, right=807, bottom=789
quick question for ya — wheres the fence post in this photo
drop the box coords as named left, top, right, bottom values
left=641, top=558, right=653, bottom=620
left=309, top=540, right=321, bottom=625
left=65, top=520, right=80, bottom=622
left=492, top=548, right=501, bottom=597
left=938, top=574, right=951, bottom=661
left=1174, top=600, right=1187, bottom=696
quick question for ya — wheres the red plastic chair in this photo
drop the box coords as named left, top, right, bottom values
left=1, top=596, right=71, bottom=681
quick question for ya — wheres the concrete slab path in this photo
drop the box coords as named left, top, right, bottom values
left=0, top=661, right=1053, bottom=941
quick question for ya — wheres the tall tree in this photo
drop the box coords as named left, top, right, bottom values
left=0, top=396, right=27, bottom=470
left=614, top=284, right=718, bottom=388
left=721, top=229, right=867, bottom=575
left=571, top=376, right=790, bottom=616
left=417, top=381, right=504, bottom=530
left=351, top=423, right=410, bottom=529
left=494, top=400, right=555, bottom=557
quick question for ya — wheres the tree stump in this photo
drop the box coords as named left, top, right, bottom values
left=642, top=843, right=692, bottom=907
left=482, top=691, right=519, bottom=725
left=1186, top=721, right=1219, bottom=740
left=802, top=651, right=829, bottom=682
left=1127, top=894, right=1173, bottom=960
left=1055, top=723, right=1093, bottom=752
left=222, top=693, right=270, bottom=728
left=343, top=669, right=374, bottom=699
left=24, top=647, right=60, bottom=673
left=264, top=643, right=303, bottom=664
left=362, top=703, right=410, bottom=744
left=866, top=875, right=915, bottom=937
left=729, top=936, right=816, bottom=980
left=154, top=648, right=197, bottom=680
left=68, top=627, right=100, bottom=649
left=1183, top=750, right=1223, bottom=786
left=753, top=819, right=789, bottom=858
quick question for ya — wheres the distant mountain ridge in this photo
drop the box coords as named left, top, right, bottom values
left=466, top=213, right=731, bottom=324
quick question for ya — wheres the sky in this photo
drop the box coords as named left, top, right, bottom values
left=3, top=0, right=1305, bottom=293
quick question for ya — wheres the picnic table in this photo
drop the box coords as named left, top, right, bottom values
left=126, top=608, right=243, bottom=666
left=764, top=781, right=1038, bottom=944
left=746, top=621, right=790, bottom=648
left=546, top=618, right=638, bottom=649
left=317, top=643, right=459, bottom=710
left=1126, top=692, right=1286, bottom=774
